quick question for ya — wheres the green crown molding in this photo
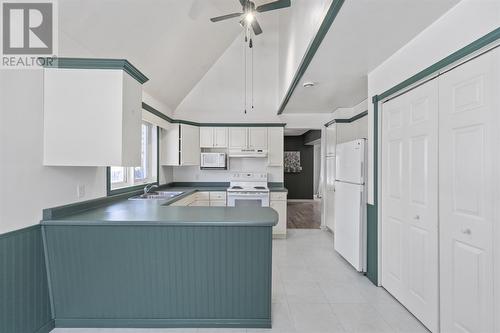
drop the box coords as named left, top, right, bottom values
left=41, top=57, right=149, bottom=84
left=142, top=102, right=286, bottom=127
left=324, top=110, right=368, bottom=127
left=366, top=27, right=500, bottom=286
left=277, top=0, right=344, bottom=115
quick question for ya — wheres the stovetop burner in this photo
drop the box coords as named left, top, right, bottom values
left=254, top=186, right=266, bottom=190
left=231, top=186, right=243, bottom=189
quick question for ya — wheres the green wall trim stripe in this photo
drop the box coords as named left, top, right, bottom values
left=277, top=0, right=344, bottom=115
left=378, top=27, right=500, bottom=102
left=367, top=27, right=500, bottom=286
left=0, top=224, right=52, bottom=333
left=41, top=57, right=149, bottom=84
left=55, top=318, right=271, bottom=328
left=324, top=110, right=368, bottom=127
left=142, top=102, right=286, bottom=127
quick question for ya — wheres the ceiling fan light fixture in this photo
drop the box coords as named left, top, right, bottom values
left=245, top=12, right=254, bottom=23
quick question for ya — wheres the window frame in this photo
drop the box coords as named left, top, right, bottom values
left=106, top=123, right=160, bottom=196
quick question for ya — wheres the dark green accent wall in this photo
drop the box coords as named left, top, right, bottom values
left=43, top=225, right=273, bottom=328
left=0, top=225, right=53, bottom=333
left=277, top=0, right=344, bottom=114
left=284, top=135, right=314, bottom=199
left=303, top=130, right=321, bottom=144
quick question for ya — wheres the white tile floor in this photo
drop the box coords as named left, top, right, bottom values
left=53, top=229, right=429, bottom=333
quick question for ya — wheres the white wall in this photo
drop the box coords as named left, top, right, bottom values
left=174, top=25, right=280, bottom=123
left=173, top=161, right=283, bottom=183
left=0, top=70, right=106, bottom=234
left=366, top=0, right=500, bottom=204
left=278, top=0, right=333, bottom=103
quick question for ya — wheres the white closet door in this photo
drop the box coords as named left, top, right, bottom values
left=439, top=48, right=499, bottom=333
left=381, top=79, right=439, bottom=332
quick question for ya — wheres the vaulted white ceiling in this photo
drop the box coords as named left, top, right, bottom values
left=58, top=0, right=248, bottom=111
left=283, top=0, right=460, bottom=113
left=58, top=0, right=461, bottom=117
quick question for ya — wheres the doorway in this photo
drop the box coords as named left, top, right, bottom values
left=283, top=128, right=322, bottom=229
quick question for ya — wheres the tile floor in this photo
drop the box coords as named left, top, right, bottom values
left=53, top=229, right=428, bottom=333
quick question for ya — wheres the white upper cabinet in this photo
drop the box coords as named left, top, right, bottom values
left=267, top=127, right=284, bottom=166
left=199, top=127, right=214, bottom=148
left=248, top=127, right=268, bottom=150
left=200, top=127, right=228, bottom=148
left=229, top=127, right=248, bottom=149
left=229, top=127, right=268, bottom=150
left=43, top=64, right=146, bottom=166
left=213, top=127, right=228, bottom=148
left=161, top=124, right=200, bottom=166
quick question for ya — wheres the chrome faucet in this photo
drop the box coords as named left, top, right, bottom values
left=144, top=184, right=158, bottom=195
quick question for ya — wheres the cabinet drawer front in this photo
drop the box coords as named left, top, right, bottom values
left=210, top=191, right=226, bottom=200
left=196, top=192, right=210, bottom=200
left=270, top=192, right=287, bottom=201
left=210, top=201, right=226, bottom=207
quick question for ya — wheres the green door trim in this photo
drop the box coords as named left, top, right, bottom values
left=41, top=57, right=149, bottom=84
left=277, top=0, right=345, bottom=115
left=367, top=27, right=500, bottom=285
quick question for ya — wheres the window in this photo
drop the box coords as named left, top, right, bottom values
left=109, top=122, right=158, bottom=194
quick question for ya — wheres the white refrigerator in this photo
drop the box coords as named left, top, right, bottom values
left=334, top=139, right=367, bottom=272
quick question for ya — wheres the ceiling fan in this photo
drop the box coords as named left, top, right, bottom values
left=210, top=0, right=291, bottom=35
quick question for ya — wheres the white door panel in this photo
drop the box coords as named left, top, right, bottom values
left=335, top=139, right=365, bottom=184
left=381, top=78, right=439, bottom=332
left=439, top=48, right=499, bottom=333
left=334, top=181, right=364, bottom=271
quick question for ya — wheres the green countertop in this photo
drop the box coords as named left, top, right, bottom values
left=42, top=186, right=279, bottom=227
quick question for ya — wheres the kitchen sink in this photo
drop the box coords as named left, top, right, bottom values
left=129, top=191, right=184, bottom=200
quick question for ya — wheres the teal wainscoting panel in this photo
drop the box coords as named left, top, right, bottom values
left=0, top=225, right=53, bottom=333
left=43, top=225, right=272, bottom=328
left=366, top=204, right=378, bottom=285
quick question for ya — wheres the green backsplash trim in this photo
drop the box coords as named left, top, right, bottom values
left=277, top=0, right=344, bottom=115
left=41, top=57, right=149, bottom=84
left=43, top=191, right=142, bottom=220
left=324, top=110, right=368, bottom=127
left=143, top=102, right=286, bottom=127
left=0, top=225, right=53, bottom=333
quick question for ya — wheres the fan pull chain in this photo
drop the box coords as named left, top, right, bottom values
left=251, top=35, right=254, bottom=112
left=244, top=28, right=247, bottom=114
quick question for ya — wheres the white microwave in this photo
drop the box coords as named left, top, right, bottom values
left=200, top=153, right=226, bottom=169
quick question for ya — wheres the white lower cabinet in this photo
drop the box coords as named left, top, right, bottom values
left=171, top=191, right=226, bottom=207
left=380, top=48, right=499, bottom=333
left=270, top=192, right=287, bottom=238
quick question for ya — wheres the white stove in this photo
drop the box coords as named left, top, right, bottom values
left=226, top=172, right=270, bottom=207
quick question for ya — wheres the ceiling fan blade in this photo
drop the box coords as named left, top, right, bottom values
left=210, top=12, right=242, bottom=22
left=251, top=19, right=263, bottom=35
left=256, top=0, right=291, bottom=13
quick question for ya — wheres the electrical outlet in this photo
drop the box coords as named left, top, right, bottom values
left=77, top=184, right=86, bottom=199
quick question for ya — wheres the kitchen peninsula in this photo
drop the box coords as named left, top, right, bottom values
left=41, top=189, right=278, bottom=329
